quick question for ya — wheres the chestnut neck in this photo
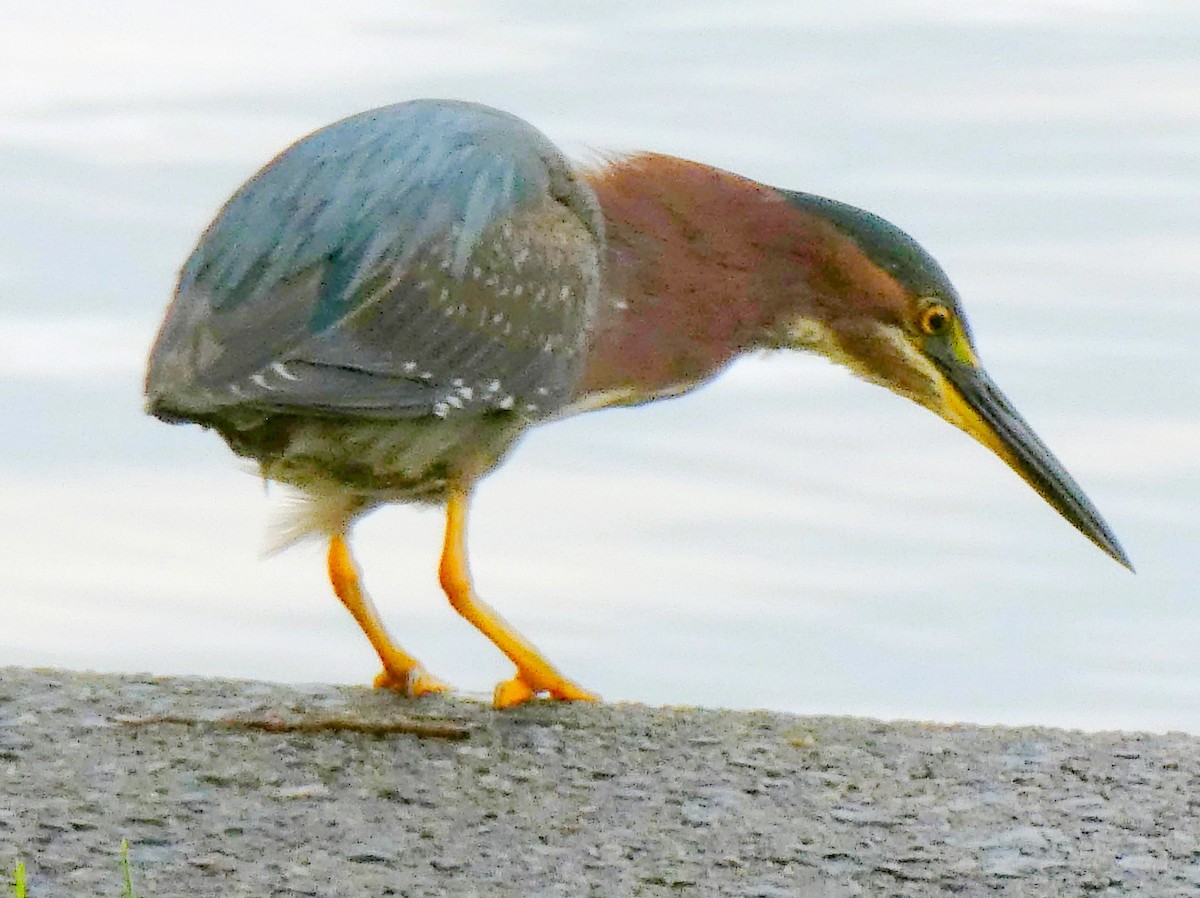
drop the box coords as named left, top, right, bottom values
left=576, top=153, right=869, bottom=405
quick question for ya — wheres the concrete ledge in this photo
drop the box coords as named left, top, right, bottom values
left=1, top=667, right=1197, bottom=896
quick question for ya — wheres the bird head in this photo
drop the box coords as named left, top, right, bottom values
left=773, top=189, right=1131, bottom=569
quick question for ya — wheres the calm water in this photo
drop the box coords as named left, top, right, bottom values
left=2, top=1, right=1197, bottom=733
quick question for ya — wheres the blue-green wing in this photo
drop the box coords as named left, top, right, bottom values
left=146, top=99, right=603, bottom=421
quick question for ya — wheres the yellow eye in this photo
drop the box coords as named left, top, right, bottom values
left=919, top=304, right=951, bottom=336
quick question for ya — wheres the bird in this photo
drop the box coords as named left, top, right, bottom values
left=145, top=99, right=1131, bottom=709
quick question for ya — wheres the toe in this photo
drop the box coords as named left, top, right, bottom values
left=373, top=667, right=451, bottom=697
left=547, top=680, right=599, bottom=703
left=492, top=671, right=599, bottom=708
left=493, top=675, right=537, bottom=709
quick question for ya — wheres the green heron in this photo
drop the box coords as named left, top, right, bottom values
left=146, top=99, right=1130, bottom=708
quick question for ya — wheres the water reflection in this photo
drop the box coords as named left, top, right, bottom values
left=1, top=0, right=1196, bottom=732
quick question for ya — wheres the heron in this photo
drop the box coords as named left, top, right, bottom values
left=145, top=99, right=1130, bottom=708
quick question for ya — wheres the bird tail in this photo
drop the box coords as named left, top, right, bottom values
left=264, top=487, right=369, bottom=556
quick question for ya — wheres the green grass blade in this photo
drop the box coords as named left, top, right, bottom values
left=12, top=861, right=26, bottom=898
left=120, top=841, right=138, bottom=898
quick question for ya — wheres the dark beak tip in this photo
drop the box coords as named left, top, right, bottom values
left=1114, top=548, right=1136, bottom=574
left=1095, top=532, right=1135, bottom=573
left=945, top=365, right=1135, bottom=576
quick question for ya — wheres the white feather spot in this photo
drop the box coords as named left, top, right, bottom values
left=498, top=395, right=515, bottom=410
left=270, top=362, right=299, bottom=381
left=250, top=373, right=270, bottom=389
left=446, top=395, right=464, bottom=409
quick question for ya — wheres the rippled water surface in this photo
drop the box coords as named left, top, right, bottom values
left=3, top=1, right=1197, bottom=732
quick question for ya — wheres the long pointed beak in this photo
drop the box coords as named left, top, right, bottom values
left=935, top=357, right=1132, bottom=570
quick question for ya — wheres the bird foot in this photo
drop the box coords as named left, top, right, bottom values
left=372, top=667, right=452, bottom=698
left=493, top=670, right=599, bottom=709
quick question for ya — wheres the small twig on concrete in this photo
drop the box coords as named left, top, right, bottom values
left=111, top=712, right=470, bottom=741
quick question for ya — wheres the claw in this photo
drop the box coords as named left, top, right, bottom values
left=373, top=667, right=452, bottom=698
left=493, top=670, right=599, bottom=709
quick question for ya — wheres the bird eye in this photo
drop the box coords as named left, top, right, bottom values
left=919, top=304, right=951, bottom=336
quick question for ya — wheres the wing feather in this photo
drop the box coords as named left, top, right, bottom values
left=146, top=100, right=604, bottom=423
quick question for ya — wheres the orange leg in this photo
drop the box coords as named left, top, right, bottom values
left=327, top=534, right=449, bottom=697
left=439, top=487, right=598, bottom=709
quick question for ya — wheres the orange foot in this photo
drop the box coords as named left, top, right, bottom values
left=493, top=668, right=599, bottom=709
left=373, top=667, right=452, bottom=698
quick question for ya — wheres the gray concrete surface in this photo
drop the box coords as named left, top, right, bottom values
left=1, top=667, right=1197, bottom=897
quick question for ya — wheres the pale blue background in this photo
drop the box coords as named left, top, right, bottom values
left=2, top=0, right=1197, bottom=733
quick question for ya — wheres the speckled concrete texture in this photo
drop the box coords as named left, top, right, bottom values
left=1, top=667, right=1197, bottom=896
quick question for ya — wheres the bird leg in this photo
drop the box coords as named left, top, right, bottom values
left=327, top=534, right=450, bottom=697
left=439, top=486, right=598, bottom=709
